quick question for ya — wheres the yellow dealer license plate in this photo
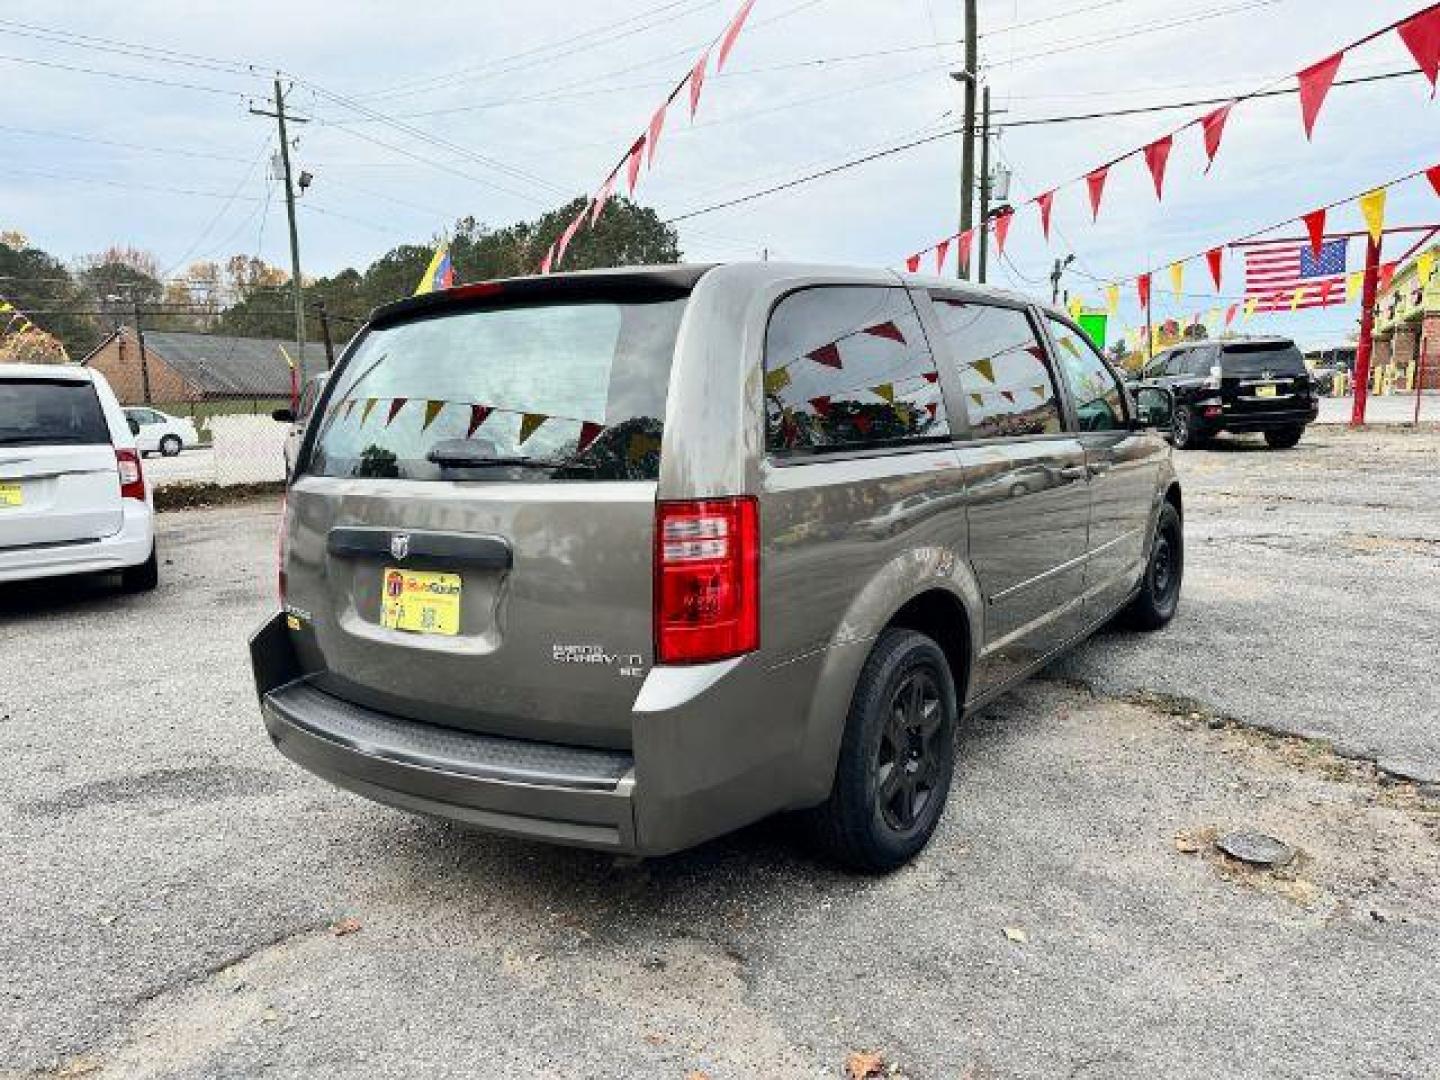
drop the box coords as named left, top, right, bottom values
left=1255, top=384, right=1278, bottom=398
left=380, top=567, right=461, bottom=635
left=0, top=482, right=21, bottom=508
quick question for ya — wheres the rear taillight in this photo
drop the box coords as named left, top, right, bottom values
left=655, top=497, right=759, bottom=665
left=277, top=493, right=289, bottom=604
left=115, top=448, right=145, bottom=500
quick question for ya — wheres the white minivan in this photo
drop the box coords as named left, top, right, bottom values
left=0, top=364, right=158, bottom=591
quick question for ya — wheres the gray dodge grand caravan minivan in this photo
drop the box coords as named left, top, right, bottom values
left=250, top=263, right=1182, bottom=871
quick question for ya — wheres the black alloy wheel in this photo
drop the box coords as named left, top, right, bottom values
left=876, top=668, right=944, bottom=833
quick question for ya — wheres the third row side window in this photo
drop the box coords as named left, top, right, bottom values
left=929, top=298, right=1062, bottom=439
left=764, top=286, right=949, bottom=453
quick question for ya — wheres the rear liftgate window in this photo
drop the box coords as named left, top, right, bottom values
left=309, top=298, right=686, bottom=481
left=764, top=285, right=949, bottom=454
left=1222, top=342, right=1308, bottom=376
left=0, top=380, right=110, bottom=447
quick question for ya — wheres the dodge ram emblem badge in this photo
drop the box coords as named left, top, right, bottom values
left=390, top=533, right=410, bottom=560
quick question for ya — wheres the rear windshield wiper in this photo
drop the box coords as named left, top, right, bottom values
left=425, top=444, right=595, bottom=471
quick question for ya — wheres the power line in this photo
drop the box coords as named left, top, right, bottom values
left=0, top=52, right=249, bottom=97
left=0, top=17, right=258, bottom=75
left=0, top=123, right=253, bottom=162
left=162, top=138, right=274, bottom=278
left=0, top=165, right=268, bottom=201
left=662, top=67, right=1424, bottom=223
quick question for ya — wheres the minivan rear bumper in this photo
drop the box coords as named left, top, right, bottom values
left=0, top=499, right=153, bottom=584
left=250, top=613, right=639, bottom=852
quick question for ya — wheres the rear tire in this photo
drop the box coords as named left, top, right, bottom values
left=120, top=545, right=159, bottom=593
left=810, top=628, right=958, bottom=873
left=1264, top=426, right=1304, bottom=450
left=160, top=435, right=182, bottom=457
left=1122, top=502, right=1182, bottom=631
left=1171, top=405, right=1205, bottom=450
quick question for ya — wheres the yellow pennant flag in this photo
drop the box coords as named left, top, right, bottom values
left=871, top=382, right=895, bottom=403
left=971, top=357, right=996, bottom=383
left=764, top=366, right=791, bottom=394
left=359, top=398, right=378, bottom=425
left=1243, top=297, right=1258, bottom=320
left=518, top=413, right=547, bottom=444
left=1169, top=261, right=1184, bottom=300
left=1345, top=270, right=1364, bottom=301
left=1290, top=287, right=1304, bottom=311
left=1417, top=250, right=1436, bottom=286
left=1105, top=284, right=1119, bottom=315
left=969, top=392, right=984, bottom=407
left=0, top=301, right=11, bottom=313
left=422, top=400, right=446, bottom=431
left=1067, top=295, right=1083, bottom=320
left=1359, top=188, right=1386, bottom=244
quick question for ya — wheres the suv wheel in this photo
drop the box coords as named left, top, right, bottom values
left=811, top=628, right=958, bottom=873
left=1264, top=426, right=1304, bottom=450
left=120, top=545, right=159, bottom=593
left=160, top=435, right=182, bottom=457
left=1122, top=502, right=1182, bottom=631
left=1172, top=405, right=1205, bottom=450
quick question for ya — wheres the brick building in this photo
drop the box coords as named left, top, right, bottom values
left=81, top=327, right=328, bottom=407
left=1371, top=244, right=1440, bottom=391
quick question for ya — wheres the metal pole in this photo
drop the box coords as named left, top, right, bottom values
left=1351, top=233, right=1383, bottom=427
left=273, top=77, right=306, bottom=380
left=957, top=0, right=977, bottom=280
left=977, top=85, right=991, bottom=285
left=132, top=295, right=152, bottom=406
left=313, top=300, right=335, bottom=369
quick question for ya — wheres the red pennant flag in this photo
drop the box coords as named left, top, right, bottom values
left=554, top=213, right=584, bottom=267
left=1000, top=390, right=1015, bottom=404
left=1200, top=103, right=1233, bottom=172
left=1319, top=278, right=1336, bottom=307
left=957, top=228, right=974, bottom=272
left=862, top=320, right=906, bottom=344
left=688, top=49, right=710, bottom=117
left=590, top=173, right=616, bottom=227
left=1205, top=247, right=1223, bottom=291
left=1143, top=134, right=1173, bottom=200
left=1026, top=344, right=1047, bottom=362
left=576, top=421, right=604, bottom=453
left=1397, top=8, right=1440, bottom=91
left=905, top=254, right=921, bottom=273
left=646, top=103, right=667, bottom=168
left=1085, top=166, right=1109, bottom=220
left=539, top=244, right=555, bottom=275
left=807, top=343, right=842, bottom=369
left=1301, top=208, right=1326, bottom=260
left=925, top=402, right=938, bottom=420
left=993, top=209, right=1014, bottom=255
left=1426, top=164, right=1440, bottom=199
left=809, top=396, right=832, bottom=416
left=385, top=398, right=408, bottom=426
left=922, top=371, right=939, bottom=383
left=466, top=405, right=492, bottom=438
left=1224, top=304, right=1238, bottom=327
left=1036, top=190, right=1055, bottom=240
left=935, top=239, right=951, bottom=274
left=1136, top=272, right=1151, bottom=310
left=1379, top=261, right=1397, bottom=293
left=717, top=0, right=757, bottom=70
left=852, top=413, right=873, bottom=435
left=625, top=137, right=645, bottom=193
left=1297, top=51, right=1344, bottom=140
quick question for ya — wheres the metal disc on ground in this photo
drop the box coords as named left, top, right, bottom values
left=1216, top=830, right=1295, bottom=868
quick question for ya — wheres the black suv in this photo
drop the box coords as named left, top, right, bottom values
left=1132, top=338, right=1318, bottom=449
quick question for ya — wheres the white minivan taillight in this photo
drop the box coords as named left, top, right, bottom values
left=655, top=497, right=759, bottom=665
left=115, top=448, right=145, bottom=501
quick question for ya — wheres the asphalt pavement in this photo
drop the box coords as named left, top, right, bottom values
left=2, top=427, right=1437, bottom=1079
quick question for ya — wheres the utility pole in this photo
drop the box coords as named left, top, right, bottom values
left=312, top=299, right=335, bottom=369
left=1350, top=233, right=1383, bottom=427
left=1049, top=255, right=1074, bottom=305
left=977, top=86, right=993, bottom=284
left=250, top=78, right=309, bottom=380
left=957, top=0, right=977, bottom=280
left=132, top=295, right=152, bottom=405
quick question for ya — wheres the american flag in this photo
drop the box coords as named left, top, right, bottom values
left=1243, top=238, right=1348, bottom=312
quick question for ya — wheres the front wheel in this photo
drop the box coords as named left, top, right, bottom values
left=1122, top=502, right=1182, bottom=631
left=1264, top=425, right=1304, bottom=450
left=810, top=628, right=958, bottom=873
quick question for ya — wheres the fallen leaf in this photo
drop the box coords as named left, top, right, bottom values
left=685, top=1073, right=711, bottom=1080
left=330, top=917, right=362, bottom=936
left=1174, top=831, right=1201, bottom=854
left=846, top=1050, right=887, bottom=1079
left=1002, top=926, right=1028, bottom=944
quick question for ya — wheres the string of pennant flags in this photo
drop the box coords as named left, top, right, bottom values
left=0, top=296, right=39, bottom=337
left=902, top=3, right=1440, bottom=276
left=535, top=0, right=759, bottom=275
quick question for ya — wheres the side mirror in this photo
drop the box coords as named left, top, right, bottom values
left=271, top=407, right=296, bottom=423
left=127, top=418, right=141, bottom=435
left=1133, top=386, right=1174, bottom=431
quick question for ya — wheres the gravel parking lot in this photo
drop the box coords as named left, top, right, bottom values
left=3, top=427, right=1437, bottom=1079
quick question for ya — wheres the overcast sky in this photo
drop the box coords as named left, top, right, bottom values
left=2, top=0, right=1437, bottom=349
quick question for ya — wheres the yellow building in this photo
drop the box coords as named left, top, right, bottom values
left=1371, top=243, right=1439, bottom=391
